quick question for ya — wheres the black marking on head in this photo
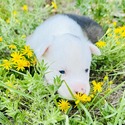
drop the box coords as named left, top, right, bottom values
left=65, top=14, right=104, bottom=43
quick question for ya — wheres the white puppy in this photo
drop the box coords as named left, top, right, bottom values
left=26, top=14, right=104, bottom=99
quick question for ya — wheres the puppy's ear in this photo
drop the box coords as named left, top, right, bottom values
left=34, top=42, right=51, bottom=61
left=26, top=33, right=53, bottom=61
left=86, top=23, right=104, bottom=43
left=89, top=43, right=101, bottom=55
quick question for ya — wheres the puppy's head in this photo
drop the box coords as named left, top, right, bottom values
left=27, top=34, right=101, bottom=99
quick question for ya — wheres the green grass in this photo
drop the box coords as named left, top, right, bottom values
left=0, top=0, right=125, bottom=124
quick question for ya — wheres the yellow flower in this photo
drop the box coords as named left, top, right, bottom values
left=121, top=32, right=125, bottom=37
left=107, top=88, right=111, bottom=92
left=9, top=44, right=16, bottom=49
left=96, top=41, right=106, bottom=48
left=75, top=100, right=80, bottom=105
left=98, top=82, right=104, bottom=86
left=115, top=36, right=119, bottom=40
left=5, top=80, right=15, bottom=92
left=31, top=57, right=37, bottom=65
left=75, top=93, right=91, bottom=105
left=92, top=80, right=97, bottom=85
left=108, top=33, right=112, bottom=37
left=114, top=26, right=125, bottom=37
left=15, top=59, right=28, bottom=71
left=90, top=94, right=94, bottom=98
left=22, top=5, right=28, bottom=11
left=113, top=22, right=117, bottom=27
left=58, top=99, right=70, bottom=112
left=7, top=82, right=13, bottom=87
left=6, top=18, right=10, bottom=24
left=1, top=60, right=12, bottom=70
left=22, top=45, right=33, bottom=58
left=15, top=19, right=20, bottom=24
left=109, top=81, right=113, bottom=85
left=21, top=35, right=26, bottom=38
left=85, top=96, right=91, bottom=102
left=25, top=60, right=30, bottom=67
left=104, top=75, right=108, bottom=81
left=114, top=28, right=121, bottom=34
left=51, top=1, right=57, bottom=9
left=6, top=80, right=15, bottom=88
left=11, top=52, right=23, bottom=63
left=92, top=80, right=103, bottom=93
left=116, top=41, right=120, bottom=45
left=13, top=10, right=17, bottom=16
left=0, top=37, right=2, bottom=42
left=75, top=92, right=84, bottom=104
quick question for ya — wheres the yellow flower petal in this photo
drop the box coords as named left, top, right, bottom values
left=22, top=45, right=33, bottom=58
left=6, top=18, right=10, bottom=24
left=9, top=44, right=16, bottom=49
left=51, top=1, right=57, bottom=9
left=75, top=93, right=91, bottom=104
left=22, top=5, right=28, bottom=11
left=96, top=41, right=106, bottom=48
left=0, top=37, right=3, bottom=42
left=1, top=60, right=12, bottom=70
left=58, top=99, right=70, bottom=112
left=104, top=75, right=108, bottom=81
left=109, top=81, right=113, bottom=85
left=13, top=10, right=17, bottom=16
left=11, top=52, right=24, bottom=63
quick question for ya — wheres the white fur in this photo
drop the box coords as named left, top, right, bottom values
left=26, top=14, right=101, bottom=99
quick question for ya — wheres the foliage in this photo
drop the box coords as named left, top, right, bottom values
left=0, top=0, right=125, bottom=124
left=76, top=0, right=125, bottom=30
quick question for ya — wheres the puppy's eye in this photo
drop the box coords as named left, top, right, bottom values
left=85, top=69, right=89, bottom=73
left=59, top=70, right=65, bottom=74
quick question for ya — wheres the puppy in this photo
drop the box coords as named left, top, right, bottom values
left=26, top=14, right=104, bottom=99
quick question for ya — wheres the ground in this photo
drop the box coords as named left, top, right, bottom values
left=0, top=0, right=125, bottom=125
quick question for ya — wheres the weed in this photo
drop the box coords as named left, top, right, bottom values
left=0, top=0, right=125, bottom=124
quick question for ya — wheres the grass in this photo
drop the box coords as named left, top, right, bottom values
left=0, top=0, right=125, bottom=124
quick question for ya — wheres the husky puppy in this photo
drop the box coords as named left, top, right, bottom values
left=27, top=14, right=104, bottom=99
